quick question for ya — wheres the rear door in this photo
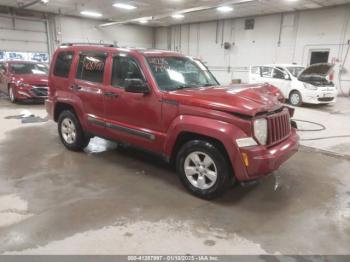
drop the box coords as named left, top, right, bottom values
left=72, top=50, right=108, bottom=135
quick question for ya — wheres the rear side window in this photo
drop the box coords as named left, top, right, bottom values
left=53, top=51, right=74, bottom=78
left=76, top=52, right=107, bottom=83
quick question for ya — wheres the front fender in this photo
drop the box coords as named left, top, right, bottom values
left=164, top=115, right=250, bottom=181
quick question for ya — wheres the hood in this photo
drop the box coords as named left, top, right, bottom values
left=11, top=74, right=48, bottom=86
left=298, top=63, right=334, bottom=85
left=164, top=83, right=283, bottom=117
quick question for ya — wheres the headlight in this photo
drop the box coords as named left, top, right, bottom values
left=17, top=82, right=31, bottom=88
left=253, top=118, right=268, bottom=145
left=303, top=83, right=317, bottom=90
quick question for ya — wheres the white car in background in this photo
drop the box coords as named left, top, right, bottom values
left=249, top=63, right=337, bottom=106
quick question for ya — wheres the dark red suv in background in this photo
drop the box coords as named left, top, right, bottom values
left=46, top=44, right=299, bottom=199
left=0, top=61, right=49, bottom=103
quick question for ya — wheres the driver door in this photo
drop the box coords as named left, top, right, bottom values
left=270, top=67, right=291, bottom=98
left=103, top=53, right=162, bottom=152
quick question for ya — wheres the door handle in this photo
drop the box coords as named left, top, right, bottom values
left=70, top=84, right=82, bottom=91
left=104, top=92, right=118, bottom=98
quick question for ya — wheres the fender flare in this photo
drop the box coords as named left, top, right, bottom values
left=163, top=115, right=249, bottom=180
left=54, top=98, right=87, bottom=129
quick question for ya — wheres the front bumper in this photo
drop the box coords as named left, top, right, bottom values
left=301, top=88, right=337, bottom=104
left=236, top=128, right=299, bottom=181
left=14, top=86, right=48, bottom=100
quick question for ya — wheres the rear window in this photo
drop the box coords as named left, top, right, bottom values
left=76, top=53, right=106, bottom=83
left=54, top=51, right=74, bottom=78
left=10, top=63, right=48, bottom=75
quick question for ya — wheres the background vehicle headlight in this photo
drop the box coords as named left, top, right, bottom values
left=253, top=118, right=268, bottom=145
left=303, top=83, right=317, bottom=90
left=17, top=82, right=31, bottom=88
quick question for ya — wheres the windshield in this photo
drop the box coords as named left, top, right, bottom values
left=10, top=63, right=48, bottom=75
left=146, top=56, right=219, bottom=91
left=286, top=66, right=305, bottom=78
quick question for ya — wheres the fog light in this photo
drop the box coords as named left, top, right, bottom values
left=242, top=153, right=249, bottom=167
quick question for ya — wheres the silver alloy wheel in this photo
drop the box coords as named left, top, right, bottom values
left=9, top=87, right=15, bottom=102
left=290, top=93, right=301, bottom=105
left=184, top=151, right=218, bottom=190
left=61, top=118, right=77, bottom=144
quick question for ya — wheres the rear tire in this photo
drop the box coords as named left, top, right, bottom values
left=289, top=91, right=303, bottom=106
left=176, top=140, right=231, bottom=199
left=8, top=86, right=16, bottom=103
left=58, top=110, right=90, bottom=151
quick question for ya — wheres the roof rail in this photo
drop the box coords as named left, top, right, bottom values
left=60, top=42, right=117, bottom=47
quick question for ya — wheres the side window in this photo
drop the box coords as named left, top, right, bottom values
left=54, top=51, right=74, bottom=78
left=251, top=66, right=260, bottom=75
left=272, top=68, right=286, bottom=79
left=76, top=53, right=106, bottom=83
left=111, top=55, right=144, bottom=88
left=261, top=67, right=273, bottom=78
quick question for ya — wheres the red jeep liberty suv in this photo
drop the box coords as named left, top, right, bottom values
left=46, top=44, right=299, bottom=199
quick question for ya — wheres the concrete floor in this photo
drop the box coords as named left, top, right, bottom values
left=294, top=97, right=350, bottom=157
left=0, top=95, right=349, bottom=255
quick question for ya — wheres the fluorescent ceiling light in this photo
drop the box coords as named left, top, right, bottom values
left=80, top=11, right=103, bottom=17
left=113, top=3, right=137, bottom=10
left=172, top=14, right=185, bottom=19
left=217, top=6, right=233, bottom=12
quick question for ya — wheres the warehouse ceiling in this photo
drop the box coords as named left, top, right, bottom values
left=0, top=0, right=349, bottom=26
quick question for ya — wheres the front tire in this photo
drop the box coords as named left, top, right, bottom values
left=58, top=110, right=90, bottom=151
left=176, top=140, right=231, bottom=199
left=289, top=91, right=303, bottom=106
left=8, top=86, right=16, bottom=103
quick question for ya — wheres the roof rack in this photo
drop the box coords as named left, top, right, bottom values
left=60, top=42, right=117, bottom=47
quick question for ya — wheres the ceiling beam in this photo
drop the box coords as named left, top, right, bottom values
left=98, top=0, right=256, bottom=28
left=18, top=0, right=42, bottom=9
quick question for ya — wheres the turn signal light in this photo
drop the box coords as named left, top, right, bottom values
left=242, top=153, right=249, bottom=167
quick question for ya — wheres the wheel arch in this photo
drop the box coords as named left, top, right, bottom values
left=171, top=131, right=230, bottom=165
left=54, top=100, right=86, bottom=122
left=164, top=115, right=249, bottom=181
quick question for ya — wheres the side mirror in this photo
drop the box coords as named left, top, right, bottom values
left=125, top=78, right=150, bottom=94
left=284, top=74, right=291, bottom=80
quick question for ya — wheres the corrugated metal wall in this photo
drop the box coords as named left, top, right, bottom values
left=0, top=15, right=48, bottom=53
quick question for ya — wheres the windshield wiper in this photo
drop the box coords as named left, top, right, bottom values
left=176, top=85, right=197, bottom=90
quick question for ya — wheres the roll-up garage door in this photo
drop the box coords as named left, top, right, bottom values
left=0, top=16, right=48, bottom=53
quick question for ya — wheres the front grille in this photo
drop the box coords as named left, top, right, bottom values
left=31, top=87, right=48, bottom=97
left=318, top=97, right=334, bottom=102
left=267, top=109, right=291, bottom=146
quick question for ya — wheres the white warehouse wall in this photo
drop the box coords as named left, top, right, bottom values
left=49, top=15, right=154, bottom=51
left=155, top=4, right=350, bottom=95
